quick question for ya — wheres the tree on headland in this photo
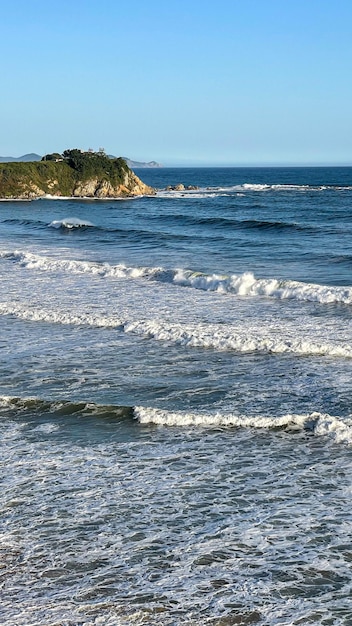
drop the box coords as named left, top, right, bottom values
left=60, top=148, right=128, bottom=181
left=41, top=153, right=63, bottom=162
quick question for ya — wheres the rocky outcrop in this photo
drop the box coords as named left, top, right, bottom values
left=3, top=175, right=154, bottom=199
left=72, top=169, right=154, bottom=198
left=166, top=184, right=199, bottom=191
left=18, top=183, right=46, bottom=199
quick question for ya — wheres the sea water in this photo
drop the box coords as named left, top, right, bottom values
left=1, top=167, right=352, bottom=625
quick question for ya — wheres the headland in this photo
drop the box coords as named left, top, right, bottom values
left=0, top=149, right=155, bottom=199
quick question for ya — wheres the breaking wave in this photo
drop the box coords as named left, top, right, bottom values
left=2, top=250, right=352, bottom=305
left=135, top=406, right=352, bottom=444
left=157, top=183, right=352, bottom=198
left=173, top=269, right=352, bottom=304
left=1, top=395, right=352, bottom=445
left=0, top=302, right=350, bottom=358
left=0, top=249, right=170, bottom=280
left=49, top=217, right=95, bottom=229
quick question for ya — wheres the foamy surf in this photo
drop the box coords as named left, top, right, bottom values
left=0, top=250, right=166, bottom=280
left=0, top=302, right=350, bottom=358
left=157, top=182, right=350, bottom=198
left=135, top=406, right=352, bottom=444
left=124, top=319, right=352, bottom=358
left=2, top=249, right=352, bottom=306
left=1, top=395, right=351, bottom=445
left=174, top=269, right=352, bottom=304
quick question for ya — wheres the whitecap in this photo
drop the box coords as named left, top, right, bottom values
left=134, top=406, right=352, bottom=444
left=0, top=302, right=350, bottom=358
left=48, top=217, right=95, bottom=229
left=174, top=269, right=352, bottom=305
left=2, top=249, right=352, bottom=306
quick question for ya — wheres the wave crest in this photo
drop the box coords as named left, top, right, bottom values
left=135, top=406, right=352, bottom=444
left=174, top=269, right=352, bottom=304
left=0, top=395, right=132, bottom=419
left=2, top=250, right=352, bottom=305
left=0, top=302, right=350, bottom=358
left=49, top=217, right=95, bottom=229
left=1, top=395, right=352, bottom=445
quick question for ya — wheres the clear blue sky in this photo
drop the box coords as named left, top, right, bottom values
left=1, top=0, right=352, bottom=165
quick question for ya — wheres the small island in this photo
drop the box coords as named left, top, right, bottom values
left=0, top=149, right=155, bottom=199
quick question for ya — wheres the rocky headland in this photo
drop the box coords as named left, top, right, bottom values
left=0, top=149, right=155, bottom=199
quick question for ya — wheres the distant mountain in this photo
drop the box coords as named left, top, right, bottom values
left=0, top=154, right=162, bottom=167
left=0, top=153, right=42, bottom=163
left=122, top=157, right=162, bottom=168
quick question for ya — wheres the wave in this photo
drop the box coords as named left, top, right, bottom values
left=239, top=183, right=327, bottom=192
left=0, top=395, right=133, bottom=420
left=2, top=250, right=352, bottom=305
left=47, top=219, right=195, bottom=244
left=173, top=269, right=352, bottom=304
left=0, top=302, right=350, bottom=358
left=157, top=189, right=222, bottom=199
left=1, top=395, right=351, bottom=444
left=157, top=183, right=352, bottom=198
left=0, top=211, right=332, bottom=239
left=0, top=250, right=173, bottom=281
left=135, top=406, right=352, bottom=444
left=148, top=213, right=316, bottom=233
left=49, top=217, right=95, bottom=229
left=123, top=319, right=352, bottom=358
left=239, top=218, right=314, bottom=233
left=2, top=217, right=48, bottom=228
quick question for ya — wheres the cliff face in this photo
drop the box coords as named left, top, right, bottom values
left=0, top=152, right=155, bottom=199
left=71, top=169, right=154, bottom=198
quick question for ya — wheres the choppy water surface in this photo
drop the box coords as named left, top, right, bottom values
left=1, top=167, right=352, bottom=625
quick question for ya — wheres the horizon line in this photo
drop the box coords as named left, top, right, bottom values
left=144, top=162, right=352, bottom=168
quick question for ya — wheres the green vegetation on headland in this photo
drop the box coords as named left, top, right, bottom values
left=0, top=149, right=155, bottom=199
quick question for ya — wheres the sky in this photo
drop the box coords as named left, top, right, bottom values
left=1, top=0, right=352, bottom=166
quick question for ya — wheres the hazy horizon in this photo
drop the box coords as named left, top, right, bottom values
left=1, top=152, right=351, bottom=169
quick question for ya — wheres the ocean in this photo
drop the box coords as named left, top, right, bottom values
left=1, top=166, right=352, bottom=625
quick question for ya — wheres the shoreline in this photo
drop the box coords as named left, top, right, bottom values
left=0, top=194, right=154, bottom=202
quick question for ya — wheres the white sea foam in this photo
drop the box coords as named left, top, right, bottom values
left=49, top=217, right=95, bottom=229
left=2, top=250, right=352, bottom=305
left=157, top=190, right=223, bottom=199
left=41, top=194, right=72, bottom=200
left=174, top=269, right=352, bottom=304
left=135, top=406, right=352, bottom=444
left=0, top=250, right=163, bottom=280
left=158, top=183, right=341, bottom=197
left=240, top=183, right=317, bottom=192
left=124, top=319, right=352, bottom=357
left=241, top=183, right=271, bottom=191
left=32, top=422, right=59, bottom=433
left=0, top=302, right=350, bottom=358
left=0, top=302, right=124, bottom=329
left=2, top=393, right=351, bottom=444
